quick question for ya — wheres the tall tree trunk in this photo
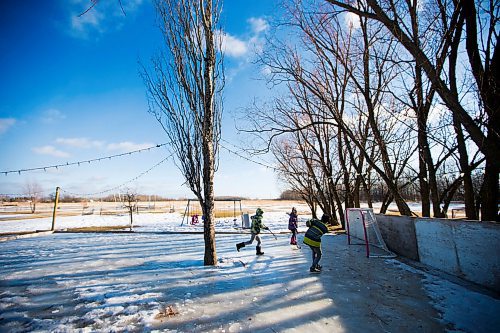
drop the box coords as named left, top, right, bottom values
left=409, top=3, right=430, bottom=218
left=453, top=114, right=477, bottom=219
left=337, top=131, right=352, bottom=209
left=448, top=13, right=478, bottom=220
left=478, top=65, right=500, bottom=221
left=418, top=146, right=430, bottom=217
left=480, top=160, right=500, bottom=221
left=201, top=1, right=217, bottom=265
left=454, top=4, right=499, bottom=220
left=333, top=188, right=345, bottom=229
left=380, top=192, right=393, bottom=214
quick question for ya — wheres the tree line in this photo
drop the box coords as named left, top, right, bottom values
left=245, top=0, right=498, bottom=224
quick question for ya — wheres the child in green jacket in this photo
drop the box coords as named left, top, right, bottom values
left=236, top=208, right=268, bottom=255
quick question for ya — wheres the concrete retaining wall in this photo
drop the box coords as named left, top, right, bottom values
left=375, top=215, right=500, bottom=292
left=376, top=215, right=419, bottom=261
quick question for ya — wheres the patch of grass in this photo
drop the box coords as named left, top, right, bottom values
left=0, top=230, right=37, bottom=236
left=0, top=211, right=82, bottom=222
left=185, top=210, right=241, bottom=219
left=63, top=225, right=131, bottom=232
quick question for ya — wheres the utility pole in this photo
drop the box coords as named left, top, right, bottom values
left=51, top=187, right=60, bottom=231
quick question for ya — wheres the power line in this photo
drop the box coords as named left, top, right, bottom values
left=1, top=143, right=169, bottom=176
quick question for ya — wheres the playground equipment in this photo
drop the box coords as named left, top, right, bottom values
left=181, top=199, right=243, bottom=226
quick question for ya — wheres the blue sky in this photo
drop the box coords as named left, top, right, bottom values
left=0, top=0, right=284, bottom=199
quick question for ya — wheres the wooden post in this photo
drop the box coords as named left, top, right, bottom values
left=51, top=187, right=60, bottom=231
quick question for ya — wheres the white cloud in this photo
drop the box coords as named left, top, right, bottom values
left=0, top=118, right=16, bottom=134
left=218, top=17, right=269, bottom=59
left=122, top=0, right=144, bottom=13
left=88, top=175, right=107, bottom=182
left=33, top=145, right=70, bottom=158
left=248, top=17, right=269, bottom=34
left=71, top=9, right=103, bottom=34
left=41, top=109, right=66, bottom=124
left=248, top=35, right=265, bottom=55
left=56, top=137, right=104, bottom=149
left=221, top=32, right=248, bottom=58
left=68, top=0, right=143, bottom=39
left=345, top=12, right=361, bottom=29
left=261, top=65, right=272, bottom=76
left=428, top=104, right=448, bottom=125
left=246, top=17, right=268, bottom=56
left=107, top=141, right=154, bottom=152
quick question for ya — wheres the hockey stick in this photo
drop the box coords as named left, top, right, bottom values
left=267, top=228, right=278, bottom=240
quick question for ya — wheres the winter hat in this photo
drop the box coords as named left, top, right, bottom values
left=256, top=208, right=264, bottom=215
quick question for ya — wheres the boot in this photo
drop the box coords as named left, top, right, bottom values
left=256, top=246, right=264, bottom=255
left=309, top=266, right=320, bottom=273
left=236, top=242, right=245, bottom=252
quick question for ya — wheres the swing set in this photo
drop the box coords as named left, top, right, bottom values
left=180, top=198, right=244, bottom=227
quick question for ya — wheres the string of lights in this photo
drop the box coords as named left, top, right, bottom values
left=4, top=137, right=474, bottom=198
left=219, top=139, right=279, bottom=172
left=1, top=143, right=169, bottom=176
left=219, top=139, right=478, bottom=180
left=0, top=191, right=48, bottom=197
left=1, top=139, right=278, bottom=197
left=60, top=153, right=173, bottom=197
left=219, top=139, right=312, bottom=177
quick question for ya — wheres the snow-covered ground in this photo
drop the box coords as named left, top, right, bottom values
left=0, top=211, right=499, bottom=332
left=0, top=211, right=310, bottom=234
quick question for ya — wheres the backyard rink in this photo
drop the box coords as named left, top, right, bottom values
left=1, top=217, right=499, bottom=333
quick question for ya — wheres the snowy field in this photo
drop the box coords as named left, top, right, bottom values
left=1, top=210, right=499, bottom=332
left=0, top=200, right=469, bottom=235
left=0, top=210, right=311, bottom=234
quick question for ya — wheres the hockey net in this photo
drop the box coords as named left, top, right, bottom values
left=345, top=208, right=396, bottom=258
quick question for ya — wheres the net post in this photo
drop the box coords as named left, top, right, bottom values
left=180, top=199, right=190, bottom=226
left=240, top=201, right=243, bottom=227
left=345, top=208, right=396, bottom=258
left=360, top=210, right=370, bottom=258
left=345, top=208, right=351, bottom=245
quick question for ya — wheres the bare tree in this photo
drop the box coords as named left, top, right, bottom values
left=323, top=0, right=499, bottom=220
left=374, top=0, right=480, bottom=219
left=24, top=180, right=42, bottom=214
left=253, top=0, right=416, bottom=218
left=121, top=188, right=138, bottom=231
left=141, top=0, right=224, bottom=265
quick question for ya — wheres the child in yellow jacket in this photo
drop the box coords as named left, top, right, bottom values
left=303, top=214, right=330, bottom=272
